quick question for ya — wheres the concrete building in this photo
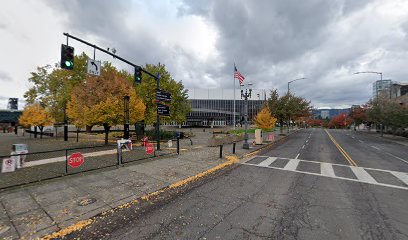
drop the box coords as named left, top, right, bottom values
left=373, top=80, right=392, bottom=99
left=164, top=88, right=267, bottom=127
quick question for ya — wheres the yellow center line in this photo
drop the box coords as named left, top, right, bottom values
left=324, top=129, right=358, bottom=166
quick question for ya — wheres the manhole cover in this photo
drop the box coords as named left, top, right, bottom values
left=78, top=197, right=97, bottom=206
left=134, top=182, right=146, bottom=187
left=0, top=224, right=10, bottom=235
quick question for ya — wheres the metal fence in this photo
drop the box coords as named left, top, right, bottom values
left=0, top=140, right=179, bottom=190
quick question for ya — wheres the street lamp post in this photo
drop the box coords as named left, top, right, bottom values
left=241, top=83, right=253, bottom=149
left=123, top=96, right=130, bottom=139
left=287, top=77, right=306, bottom=133
left=353, top=71, right=384, bottom=136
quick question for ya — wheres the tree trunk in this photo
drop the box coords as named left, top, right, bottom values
left=39, top=126, right=44, bottom=139
left=103, top=123, right=111, bottom=145
left=279, top=119, right=284, bottom=135
left=76, top=127, right=80, bottom=142
left=34, top=126, right=38, bottom=138
left=86, top=125, right=93, bottom=133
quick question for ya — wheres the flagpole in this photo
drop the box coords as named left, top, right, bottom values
left=233, top=63, right=236, bottom=129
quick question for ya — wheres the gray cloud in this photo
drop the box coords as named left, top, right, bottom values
left=0, top=72, right=12, bottom=82
left=43, top=0, right=408, bottom=108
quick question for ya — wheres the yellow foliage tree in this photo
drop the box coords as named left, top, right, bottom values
left=67, top=63, right=145, bottom=144
left=254, top=107, right=277, bottom=131
left=19, top=103, right=55, bottom=138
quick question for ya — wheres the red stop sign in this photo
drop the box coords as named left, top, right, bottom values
left=68, top=152, right=85, bottom=168
left=145, top=143, right=155, bottom=155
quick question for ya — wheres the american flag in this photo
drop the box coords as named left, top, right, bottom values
left=234, top=65, right=245, bottom=85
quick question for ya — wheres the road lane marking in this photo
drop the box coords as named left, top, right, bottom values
left=324, top=129, right=358, bottom=166
left=284, top=159, right=300, bottom=171
left=242, top=157, right=408, bottom=190
left=321, top=162, right=336, bottom=177
left=391, top=171, right=408, bottom=185
left=385, top=152, right=408, bottom=164
left=350, top=166, right=377, bottom=184
left=295, top=153, right=300, bottom=159
left=371, top=146, right=380, bottom=150
left=258, top=157, right=277, bottom=167
left=301, top=145, right=305, bottom=149
left=359, top=140, right=364, bottom=143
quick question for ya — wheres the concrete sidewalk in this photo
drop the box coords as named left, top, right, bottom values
left=0, top=130, right=291, bottom=239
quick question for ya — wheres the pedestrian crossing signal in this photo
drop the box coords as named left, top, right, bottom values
left=61, top=44, right=74, bottom=70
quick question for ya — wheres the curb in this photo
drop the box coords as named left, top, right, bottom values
left=42, top=129, right=301, bottom=239
left=42, top=156, right=239, bottom=239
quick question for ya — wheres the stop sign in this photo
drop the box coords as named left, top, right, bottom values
left=68, top=152, right=85, bottom=168
left=145, top=143, right=155, bottom=155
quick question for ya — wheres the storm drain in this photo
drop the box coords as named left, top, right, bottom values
left=78, top=197, right=97, bottom=206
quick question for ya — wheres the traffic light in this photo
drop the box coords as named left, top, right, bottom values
left=135, top=66, right=142, bottom=84
left=61, top=44, right=74, bottom=70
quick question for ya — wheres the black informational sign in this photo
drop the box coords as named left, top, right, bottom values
left=157, top=103, right=170, bottom=116
left=156, top=89, right=172, bottom=102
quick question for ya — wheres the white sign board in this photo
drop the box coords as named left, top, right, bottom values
left=87, top=59, right=101, bottom=76
left=2, top=158, right=16, bottom=173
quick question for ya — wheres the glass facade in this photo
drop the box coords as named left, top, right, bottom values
left=373, top=80, right=392, bottom=98
left=187, top=99, right=265, bottom=126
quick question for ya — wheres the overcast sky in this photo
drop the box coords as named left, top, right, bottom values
left=1, top=0, right=408, bottom=109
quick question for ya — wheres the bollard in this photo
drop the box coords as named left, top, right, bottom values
left=219, top=145, right=223, bottom=158
left=232, top=142, right=236, bottom=154
left=177, top=137, right=180, bottom=155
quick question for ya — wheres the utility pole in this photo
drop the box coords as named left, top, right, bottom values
left=287, top=77, right=306, bottom=134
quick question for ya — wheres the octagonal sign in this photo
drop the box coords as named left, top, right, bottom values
left=68, top=152, right=85, bottom=168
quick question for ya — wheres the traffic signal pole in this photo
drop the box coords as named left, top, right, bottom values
left=63, top=33, right=157, bottom=78
left=63, top=33, right=161, bottom=146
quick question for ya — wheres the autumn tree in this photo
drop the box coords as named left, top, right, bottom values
left=135, top=63, right=191, bottom=126
left=254, top=107, right=277, bottom=131
left=349, top=106, right=368, bottom=126
left=266, top=89, right=311, bottom=134
left=328, top=114, right=353, bottom=129
left=24, top=53, right=89, bottom=122
left=19, top=103, right=55, bottom=138
left=67, top=62, right=145, bottom=144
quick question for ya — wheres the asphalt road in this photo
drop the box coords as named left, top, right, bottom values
left=68, top=128, right=408, bottom=240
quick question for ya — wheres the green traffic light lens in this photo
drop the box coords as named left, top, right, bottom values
left=65, top=61, right=73, bottom=67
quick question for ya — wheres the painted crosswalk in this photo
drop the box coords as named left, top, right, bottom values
left=243, top=156, right=408, bottom=190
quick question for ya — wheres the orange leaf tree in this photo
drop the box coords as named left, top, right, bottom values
left=67, top=63, right=145, bottom=144
left=254, top=107, right=277, bottom=132
left=19, top=103, right=55, bottom=138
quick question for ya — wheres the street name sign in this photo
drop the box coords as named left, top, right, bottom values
left=157, top=103, right=170, bottom=116
left=87, top=59, right=101, bottom=76
left=156, top=89, right=172, bottom=102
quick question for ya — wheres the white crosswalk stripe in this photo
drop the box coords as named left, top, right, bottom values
left=243, top=156, right=408, bottom=190
left=350, top=166, right=377, bottom=184
left=283, top=159, right=300, bottom=171
left=320, top=162, right=335, bottom=177
left=258, top=157, right=276, bottom=167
